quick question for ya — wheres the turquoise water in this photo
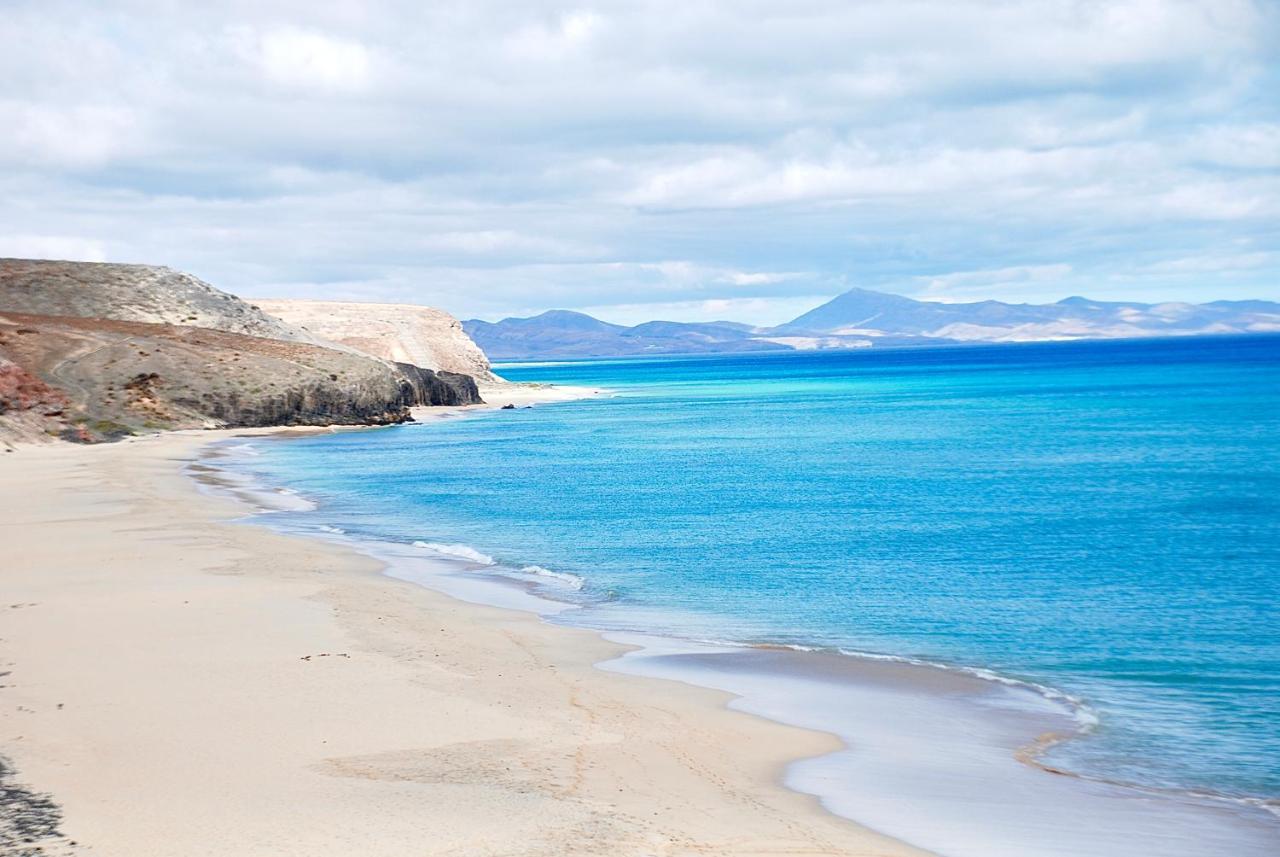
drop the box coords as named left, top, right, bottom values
left=239, top=336, right=1279, bottom=804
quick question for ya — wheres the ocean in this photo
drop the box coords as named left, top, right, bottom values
left=217, top=335, right=1280, bottom=854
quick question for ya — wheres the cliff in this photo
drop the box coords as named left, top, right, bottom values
left=0, top=260, right=483, bottom=444
left=255, top=300, right=499, bottom=383
left=394, top=363, right=482, bottom=407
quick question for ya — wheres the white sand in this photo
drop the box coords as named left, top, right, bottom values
left=0, top=430, right=924, bottom=856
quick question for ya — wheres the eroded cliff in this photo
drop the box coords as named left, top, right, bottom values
left=255, top=300, right=499, bottom=383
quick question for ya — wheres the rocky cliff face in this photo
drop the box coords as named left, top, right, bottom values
left=256, top=300, right=499, bottom=383
left=393, top=363, right=482, bottom=407
left=0, top=260, right=483, bottom=444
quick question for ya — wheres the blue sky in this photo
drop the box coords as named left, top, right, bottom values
left=2, top=1, right=1277, bottom=325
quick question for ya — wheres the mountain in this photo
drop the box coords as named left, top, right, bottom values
left=780, top=289, right=1280, bottom=342
left=464, top=310, right=790, bottom=359
left=465, top=288, right=1280, bottom=360
left=255, top=299, right=499, bottom=383
left=0, top=259, right=482, bottom=444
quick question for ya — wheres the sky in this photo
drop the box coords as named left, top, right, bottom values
left=2, top=1, right=1277, bottom=326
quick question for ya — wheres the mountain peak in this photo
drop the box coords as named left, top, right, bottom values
left=783, top=287, right=924, bottom=332
left=518, top=309, right=624, bottom=332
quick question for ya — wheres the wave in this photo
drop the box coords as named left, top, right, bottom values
left=832, top=646, right=1100, bottom=732
left=318, top=524, right=346, bottom=535
left=595, top=628, right=1099, bottom=736
left=519, top=565, right=585, bottom=590
left=409, top=542, right=584, bottom=591
left=412, top=541, right=496, bottom=565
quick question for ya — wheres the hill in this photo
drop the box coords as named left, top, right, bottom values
left=0, top=260, right=482, bottom=444
left=255, top=300, right=498, bottom=383
left=0, top=259, right=323, bottom=344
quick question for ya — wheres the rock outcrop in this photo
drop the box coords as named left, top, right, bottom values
left=256, top=300, right=499, bottom=383
left=0, top=260, right=484, bottom=443
left=0, top=355, right=73, bottom=442
left=393, top=362, right=482, bottom=407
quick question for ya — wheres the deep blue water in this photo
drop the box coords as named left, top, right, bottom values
left=240, top=336, right=1280, bottom=801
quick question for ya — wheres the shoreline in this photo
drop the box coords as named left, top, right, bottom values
left=3, top=384, right=1276, bottom=854
left=0, top=421, right=926, bottom=856
left=201, top=402, right=1280, bottom=857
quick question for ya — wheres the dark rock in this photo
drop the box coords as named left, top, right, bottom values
left=392, top=363, right=483, bottom=407
left=0, top=755, right=65, bottom=855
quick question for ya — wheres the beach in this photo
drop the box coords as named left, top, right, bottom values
left=0, top=428, right=924, bottom=856
left=4, top=350, right=1278, bottom=857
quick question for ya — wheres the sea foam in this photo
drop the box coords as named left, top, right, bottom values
left=412, top=541, right=496, bottom=565
left=519, top=565, right=586, bottom=590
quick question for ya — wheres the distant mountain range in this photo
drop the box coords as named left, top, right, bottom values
left=464, top=310, right=792, bottom=359
left=464, top=288, right=1280, bottom=360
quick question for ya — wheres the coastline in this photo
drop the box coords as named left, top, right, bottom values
left=0, top=422, right=925, bottom=856
left=202, top=396, right=1280, bottom=857
left=4, top=382, right=1277, bottom=855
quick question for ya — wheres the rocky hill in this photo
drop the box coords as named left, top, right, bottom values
left=0, top=260, right=482, bottom=444
left=0, top=259, right=325, bottom=345
left=256, top=300, right=499, bottom=382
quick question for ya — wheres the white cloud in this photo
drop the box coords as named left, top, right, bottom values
left=917, top=265, right=1074, bottom=301
left=241, top=27, right=374, bottom=92
left=0, top=0, right=1276, bottom=319
left=1189, top=123, right=1280, bottom=169
left=580, top=295, right=831, bottom=326
left=0, top=234, right=108, bottom=263
left=504, top=11, right=603, bottom=60
left=1137, top=251, right=1275, bottom=274
left=1, top=102, right=144, bottom=168
left=419, top=229, right=598, bottom=259
left=726, top=271, right=802, bottom=285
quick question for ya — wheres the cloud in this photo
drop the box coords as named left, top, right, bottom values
left=917, top=265, right=1074, bottom=301
left=0, top=234, right=108, bottom=263
left=1, top=102, right=145, bottom=168
left=579, top=295, right=832, bottom=327
left=1135, top=251, right=1275, bottom=275
left=504, top=11, right=603, bottom=60
left=1189, top=123, right=1280, bottom=169
left=418, top=229, right=599, bottom=259
left=726, top=271, right=802, bottom=285
left=0, top=0, right=1277, bottom=322
left=237, top=27, right=375, bottom=93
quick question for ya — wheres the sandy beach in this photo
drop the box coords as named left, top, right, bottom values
left=0, top=427, right=925, bottom=856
